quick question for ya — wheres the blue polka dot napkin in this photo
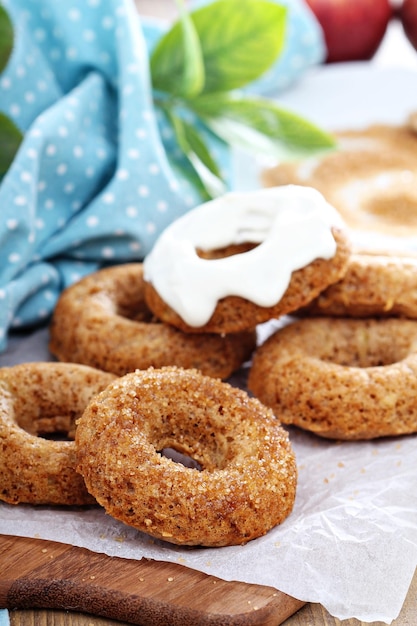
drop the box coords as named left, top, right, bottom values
left=0, top=0, right=325, bottom=352
left=0, top=610, right=9, bottom=626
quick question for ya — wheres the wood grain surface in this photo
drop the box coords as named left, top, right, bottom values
left=0, top=534, right=304, bottom=626
left=4, top=562, right=417, bottom=626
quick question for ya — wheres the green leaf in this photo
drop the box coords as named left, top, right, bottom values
left=191, top=0, right=287, bottom=94
left=151, top=1, right=204, bottom=98
left=180, top=119, right=223, bottom=181
left=170, top=156, right=212, bottom=203
left=151, top=0, right=287, bottom=96
left=190, top=93, right=337, bottom=159
left=0, top=112, right=23, bottom=178
left=150, top=0, right=333, bottom=201
left=175, top=0, right=205, bottom=98
left=165, top=109, right=226, bottom=199
left=0, top=4, right=13, bottom=74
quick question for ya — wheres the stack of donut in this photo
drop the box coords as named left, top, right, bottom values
left=138, top=183, right=417, bottom=442
left=8, top=184, right=354, bottom=545
left=3, top=181, right=416, bottom=547
left=246, top=115, right=417, bottom=441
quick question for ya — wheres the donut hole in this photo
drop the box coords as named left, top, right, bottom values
left=112, top=289, right=158, bottom=324
left=33, top=416, right=76, bottom=441
left=93, top=273, right=158, bottom=324
left=11, top=396, right=79, bottom=441
left=152, top=429, right=229, bottom=472
left=160, top=447, right=202, bottom=470
left=115, top=295, right=157, bottom=324
left=145, top=402, right=242, bottom=472
left=197, top=242, right=258, bottom=260
left=311, top=322, right=413, bottom=368
left=3, top=366, right=114, bottom=443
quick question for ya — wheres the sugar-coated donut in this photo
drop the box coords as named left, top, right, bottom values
left=248, top=317, right=417, bottom=440
left=0, top=362, right=115, bottom=505
left=49, top=264, right=255, bottom=380
left=300, top=249, right=417, bottom=319
left=262, top=122, right=417, bottom=240
left=75, top=366, right=297, bottom=547
left=143, top=186, right=352, bottom=334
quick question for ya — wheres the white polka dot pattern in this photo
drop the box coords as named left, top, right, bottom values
left=0, top=0, right=324, bottom=351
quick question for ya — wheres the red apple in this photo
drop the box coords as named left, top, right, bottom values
left=305, top=0, right=393, bottom=63
left=402, top=0, right=417, bottom=51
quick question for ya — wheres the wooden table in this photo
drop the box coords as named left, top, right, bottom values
left=2, top=2, right=417, bottom=625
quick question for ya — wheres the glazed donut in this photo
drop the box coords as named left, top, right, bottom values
left=300, top=249, right=417, bottom=319
left=143, top=186, right=352, bottom=334
left=49, top=264, right=255, bottom=380
left=262, top=122, right=417, bottom=241
left=75, top=366, right=297, bottom=547
left=248, top=317, right=417, bottom=440
left=0, top=362, right=115, bottom=505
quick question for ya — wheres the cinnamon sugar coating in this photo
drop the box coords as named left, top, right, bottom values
left=49, top=264, right=255, bottom=380
left=0, top=362, right=115, bottom=505
left=262, top=122, right=417, bottom=238
left=248, top=317, right=417, bottom=440
left=75, top=366, right=297, bottom=547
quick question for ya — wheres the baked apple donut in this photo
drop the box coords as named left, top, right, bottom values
left=0, top=362, right=115, bottom=505
left=300, top=248, right=417, bottom=319
left=75, top=366, right=297, bottom=547
left=248, top=317, right=417, bottom=440
left=49, top=264, right=255, bottom=380
left=143, top=186, right=351, bottom=334
left=262, top=122, right=417, bottom=240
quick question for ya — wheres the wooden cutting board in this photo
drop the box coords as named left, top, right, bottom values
left=0, top=534, right=305, bottom=625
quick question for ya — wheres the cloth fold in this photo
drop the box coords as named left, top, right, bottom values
left=0, top=610, right=9, bottom=626
left=0, top=0, right=325, bottom=351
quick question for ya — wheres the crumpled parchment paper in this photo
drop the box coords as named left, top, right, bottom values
left=0, top=323, right=416, bottom=624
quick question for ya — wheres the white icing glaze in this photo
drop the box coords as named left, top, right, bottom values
left=143, top=185, right=343, bottom=327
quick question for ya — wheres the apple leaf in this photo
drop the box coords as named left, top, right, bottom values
left=151, top=0, right=204, bottom=98
left=0, top=4, right=13, bottom=74
left=0, top=112, right=23, bottom=178
left=190, top=93, right=337, bottom=158
left=191, top=0, right=287, bottom=94
left=166, top=109, right=226, bottom=199
left=175, top=0, right=205, bottom=98
left=0, top=4, right=23, bottom=179
left=151, top=0, right=287, bottom=96
left=150, top=0, right=336, bottom=199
